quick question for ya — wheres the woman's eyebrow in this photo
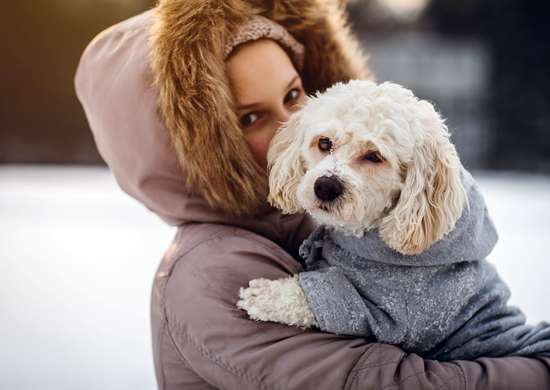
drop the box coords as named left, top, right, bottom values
left=285, top=75, right=299, bottom=91
left=235, top=75, right=300, bottom=111
left=236, top=101, right=260, bottom=111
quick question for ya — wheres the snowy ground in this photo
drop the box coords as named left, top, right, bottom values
left=1, top=165, right=550, bottom=390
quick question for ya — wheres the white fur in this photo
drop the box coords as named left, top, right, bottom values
left=239, top=80, right=468, bottom=327
left=237, top=276, right=317, bottom=328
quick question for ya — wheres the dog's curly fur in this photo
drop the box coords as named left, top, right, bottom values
left=237, top=275, right=318, bottom=328
left=149, top=0, right=373, bottom=216
left=268, top=80, right=467, bottom=255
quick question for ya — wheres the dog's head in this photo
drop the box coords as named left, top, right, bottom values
left=268, top=80, right=467, bottom=255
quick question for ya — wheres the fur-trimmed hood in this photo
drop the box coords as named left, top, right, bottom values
left=150, top=0, right=371, bottom=215
left=75, top=0, right=371, bottom=243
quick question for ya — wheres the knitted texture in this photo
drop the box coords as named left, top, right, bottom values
left=224, top=15, right=305, bottom=70
left=298, top=169, right=550, bottom=360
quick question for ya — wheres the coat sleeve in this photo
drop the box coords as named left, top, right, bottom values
left=162, top=233, right=550, bottom=390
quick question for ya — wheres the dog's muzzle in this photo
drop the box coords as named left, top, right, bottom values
left=314, top=176, right=344, bottom=202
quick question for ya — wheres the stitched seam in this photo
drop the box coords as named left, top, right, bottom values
left=415, top=369, right=427, bottom=390
left=236, top=232, right=304, bottom=273
left=167, top=314, right=278, bottom=390
left=157, top=320, right=167, bottom=390
left=427, top=370, right=446, bottom=390
left=352, top=345, right=406, bottom=371
left=155, top=270, right=171, bottom=389
left=379, top=370, right=426, bottom=390
left=380, top=372, right=461, bottom=390
left=155, top=229, right=246, bottom=390
left=158, top=226, right=296, bottom=390
left=165, top=321, right=217, bottom=389
left=430, top=366, right=463, bottom=390
left=379, top=371, right=460, bottom=390
left=345, top=344, right=379, bottom=390
left=172, top=232, right=298, bottom=292
left=175, top=228, right=302, bottom=279
left=174, top=226, right=301, bottom=274
left=157, top=232, right=255, bottom=388
left=348, top=346, right=461, bottom=390
left=155, top=229, right=234, bottom=387
left=440, top=372, right=462, bottom=390
left=177, top=226, right=240, bottom=259
left=159, top=226, right=241, bottom=288
left=174, top=225, right=299, bottom=269
left=166, top=323, right=188, bottom=366
left=435, top=373, right=460, bottom=390
left=351, top=359, right=404, bottom=371
left=456, top=364, right=467, bottom=390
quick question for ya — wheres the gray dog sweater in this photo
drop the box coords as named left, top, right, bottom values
left=298, top=170, right=550, bottom=361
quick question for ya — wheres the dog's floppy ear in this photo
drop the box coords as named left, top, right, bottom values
left=380, top=101, right=467, bottom=255
left=267, top=111, right=307, bottom=214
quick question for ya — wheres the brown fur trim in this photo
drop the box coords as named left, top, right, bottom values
left=150, top=0, right=372, bottom=216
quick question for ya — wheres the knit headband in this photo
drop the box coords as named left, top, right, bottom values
left=224, top=15, right=305, bottom=71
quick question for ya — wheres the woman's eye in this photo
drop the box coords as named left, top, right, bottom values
left=240, top=112, right=259, bottom=128
left=363, top=151, right=384, bottom=163
left=318, top=137, right=332, bottom=152
left=284, top=88, right=300, bottom=104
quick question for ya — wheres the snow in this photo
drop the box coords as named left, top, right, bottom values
left=1, top=165, right=549, bottom=390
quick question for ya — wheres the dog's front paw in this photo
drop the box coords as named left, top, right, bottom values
left=237, top=275, right=317, bottom=328
left=237, top=278, right=280, bottom=322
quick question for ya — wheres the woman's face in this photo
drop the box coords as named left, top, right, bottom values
left=226, top=39, right=307, bottom=170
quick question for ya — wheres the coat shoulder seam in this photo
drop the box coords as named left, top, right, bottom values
left=167, top=313, right=278, bottom=390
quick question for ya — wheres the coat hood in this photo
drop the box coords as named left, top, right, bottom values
left=75, top=1, right=371, bottom=248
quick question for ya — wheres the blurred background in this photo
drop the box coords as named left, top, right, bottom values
left=2, top=0, right=550, bottom=171
left=1, top=1, right=549, bottom=390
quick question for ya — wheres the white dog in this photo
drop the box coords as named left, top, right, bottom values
left=237, top=80, right=550, bottom=360
left=239, top=80, right=466, bottom=326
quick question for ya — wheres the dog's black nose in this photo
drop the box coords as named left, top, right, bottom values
left=314, top=176, right=343, bottom=202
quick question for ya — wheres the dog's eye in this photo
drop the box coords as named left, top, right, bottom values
left=363, top=151, right=383, bottom=163
left=318, top=137, right=332, bottom=152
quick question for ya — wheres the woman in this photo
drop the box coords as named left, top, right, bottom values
left=75, top=0, right=550, bottom=388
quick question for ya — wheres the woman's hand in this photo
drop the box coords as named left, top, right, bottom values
left=237, top=275, right=318, bottom=328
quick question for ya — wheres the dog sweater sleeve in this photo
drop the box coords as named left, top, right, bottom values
left=298, top=267, right=375, bottom=336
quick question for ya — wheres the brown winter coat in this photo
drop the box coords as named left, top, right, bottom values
left=75, top=0, right=550, bottom=388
